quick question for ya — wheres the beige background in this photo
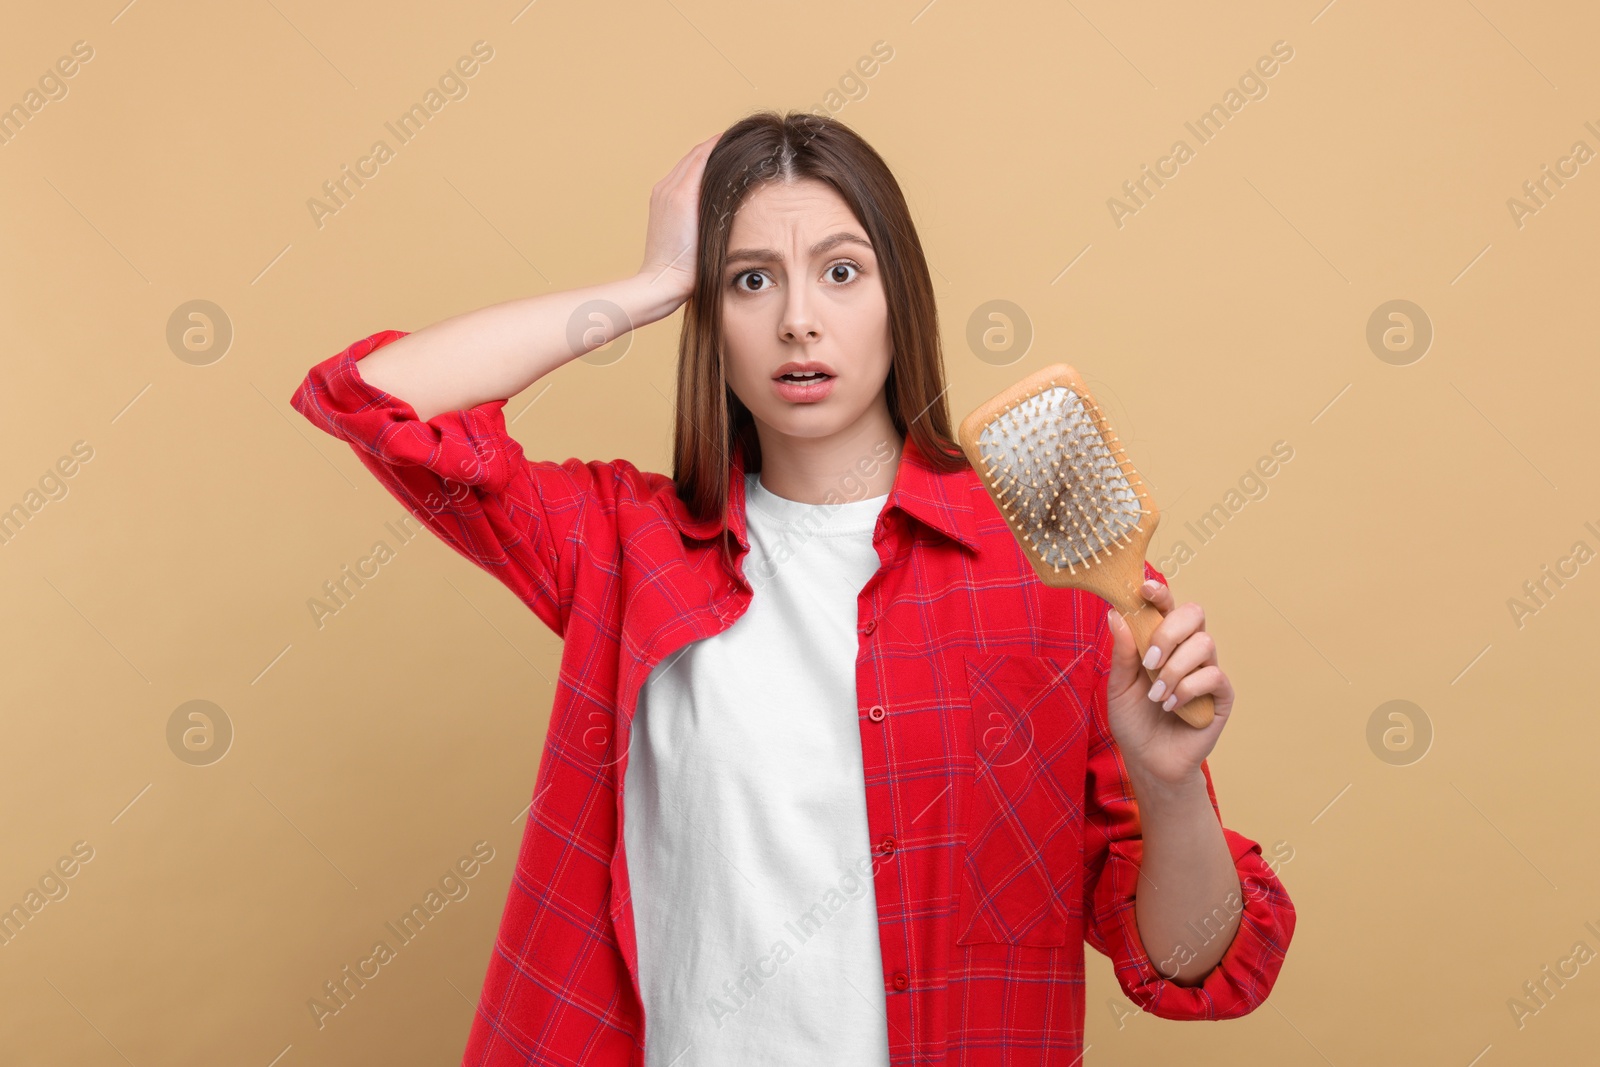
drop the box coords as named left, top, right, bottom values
left=2, top=0, right=1596, bottom=1063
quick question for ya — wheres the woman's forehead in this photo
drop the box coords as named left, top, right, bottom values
left=727, top=181, right=864, bottom=248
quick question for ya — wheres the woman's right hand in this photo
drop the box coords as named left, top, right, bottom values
left=638, top=132, right=721, bottom=307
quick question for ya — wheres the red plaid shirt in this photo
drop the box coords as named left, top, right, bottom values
left=292, top=329, right=1295, bottom=1065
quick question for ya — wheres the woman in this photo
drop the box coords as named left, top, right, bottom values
left=291, top=111, right=1294, bottom=1066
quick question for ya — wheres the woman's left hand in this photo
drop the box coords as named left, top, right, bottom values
left=1103, top=578, right=1235, bottom=787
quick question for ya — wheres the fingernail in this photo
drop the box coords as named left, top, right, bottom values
left=1141, top=579, right=1158, bottom=593
left=1162, top=693, right=1178, bottom=712
left=1142, top=646, right=1161, bottom=670
left=1148, top=679, right=1166, bottom=702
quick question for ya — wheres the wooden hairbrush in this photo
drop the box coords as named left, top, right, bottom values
left=957, top=363, right=1214, bottom=729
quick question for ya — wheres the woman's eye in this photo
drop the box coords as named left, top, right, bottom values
left=827, top=261, right=861, bottom=284
left=729, top=261, right=863, bottom=293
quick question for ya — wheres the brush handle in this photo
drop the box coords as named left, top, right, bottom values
left=1118, top=596, right=1215, bottom=730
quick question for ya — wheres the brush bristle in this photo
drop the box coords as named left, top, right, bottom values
left=976, top=385, right=1142, bottom=572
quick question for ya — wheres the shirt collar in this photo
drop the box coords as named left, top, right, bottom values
left=671, top=433, right=981, bottom=554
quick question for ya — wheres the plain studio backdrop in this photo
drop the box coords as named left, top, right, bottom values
left=2, top=1, right=1596, bottom=1063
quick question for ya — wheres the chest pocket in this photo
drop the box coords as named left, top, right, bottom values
left=955, top=650, right=1092, bottom=947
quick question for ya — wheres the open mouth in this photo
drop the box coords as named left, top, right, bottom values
left=772, top=369, right=837, bottom=402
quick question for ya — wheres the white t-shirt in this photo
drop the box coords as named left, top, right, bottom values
left=623, top=470, right=893, bottom=1067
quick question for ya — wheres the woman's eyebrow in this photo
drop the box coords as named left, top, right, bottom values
left=725, top=231, right=872, bottom=267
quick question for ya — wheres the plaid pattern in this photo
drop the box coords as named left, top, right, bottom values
left=291, top=329, right=1296, bottom=1066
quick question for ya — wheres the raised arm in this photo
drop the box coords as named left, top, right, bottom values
left=288, top=134, right=722, bottom=636
left=354, top=132, right=720, bottom=422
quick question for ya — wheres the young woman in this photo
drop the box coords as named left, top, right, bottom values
left=292, top=111, right=1294, bottom=1066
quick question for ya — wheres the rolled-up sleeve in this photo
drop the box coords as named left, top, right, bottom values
left=289, top=328, right=598, bottom=638
left=1080, top=561, right=1296, bottom=1020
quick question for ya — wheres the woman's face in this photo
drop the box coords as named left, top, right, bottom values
left=720, top=178, right=893, bottom=450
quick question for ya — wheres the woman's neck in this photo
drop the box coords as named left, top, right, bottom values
left=754, top=421, right=904, bottom=505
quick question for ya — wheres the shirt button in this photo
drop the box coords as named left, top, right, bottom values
left=867, top=704, right=886, bottom=722
left=878, top=835, right=896, bottom=856
left=890, top=970, right=909, bottom=991
left=862, top=618, right=877, bottom=635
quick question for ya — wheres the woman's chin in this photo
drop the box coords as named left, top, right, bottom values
left=752, top=409, right=861, bottom=443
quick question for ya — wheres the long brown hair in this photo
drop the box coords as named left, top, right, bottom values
left=671, top=109, right=968, bottom=568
